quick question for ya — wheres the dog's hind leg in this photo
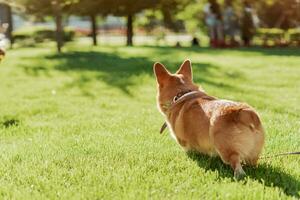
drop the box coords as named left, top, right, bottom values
left=228, top=153, right=246, bottom=180
left=215, top=147, right=246, bottom=180
left=210, top=127, right=249, bottom=179
left=210, top=108, right=264, bottom=179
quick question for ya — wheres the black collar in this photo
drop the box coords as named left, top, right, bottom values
left=160, top=90, right=215, bottom=134
left=173, top=90, right=192, bottom=102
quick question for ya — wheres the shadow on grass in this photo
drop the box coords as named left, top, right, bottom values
left=0, top=115, right=20, bottom=128
left=187, top=152, right=300, bottom=198
left=22, top=66, right=51, bottom=77
left=41, top=50, right=242, bottom=95
left=47, top=51, right=155, bottom=95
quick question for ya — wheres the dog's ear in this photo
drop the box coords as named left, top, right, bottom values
left=177, top=59, right=193, bottom=81
left=153, top=62, right=171, bottom=86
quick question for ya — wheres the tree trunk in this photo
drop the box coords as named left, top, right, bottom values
left=6, top=4, right=13, bottom=48
left=53, top=2, right=63, bottom=53
left=0, top=3, right=13, bottom=48
left=126, top=14, right=133, bottom=46
left=90, top=14, right=97, bottom=46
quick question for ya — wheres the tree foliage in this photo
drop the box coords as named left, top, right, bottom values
left=12, top=0, right=78, bottom=52
left=103, top=0, right=159, bottom=16
left=9, top=0, right=300, bottom=48
left=256, top=0, right=300, bottom=29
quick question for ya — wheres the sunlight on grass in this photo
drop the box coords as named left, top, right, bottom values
left=0, top=43, right=299, bottom=199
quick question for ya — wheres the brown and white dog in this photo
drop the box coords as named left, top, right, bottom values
left=154, top=60, right=265, bottom=179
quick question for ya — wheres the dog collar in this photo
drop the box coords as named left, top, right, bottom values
left=160, top=90, right=215, bottom=134
left=161, top=90, right=193, bottom=111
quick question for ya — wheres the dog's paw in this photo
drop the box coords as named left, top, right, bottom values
left=234, top=168, right=246, bottom=180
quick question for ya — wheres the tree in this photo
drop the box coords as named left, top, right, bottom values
left=14, top=0, right=76, bottom=53
left=71, top=0, right=162, bottom=46
left=159, top=0, right=190, bottom=32
left=70, top=0, right=105, bottom=46
left=0, top=3, right=13, bottom=47
left=52, top=0, right=64, bottom=52
left=132, top=0, right=199, bottom=36
left=103, top=0, right=160, bottom=46
left=256, top=0, right=300, bottom=29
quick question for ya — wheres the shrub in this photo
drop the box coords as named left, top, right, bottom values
left=257, top=28, right=285, bottom=40
left=288, top=28, right=300, bottom=41
left=256, top=28, right=286, bottom=47
left=13, top=26, right=75, bottom=44
left=256, top=28, right=300, bottom=46
left=64, top=27, right=75, bottom=41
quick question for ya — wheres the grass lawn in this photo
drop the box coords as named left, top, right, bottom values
left=0, top=41, right=299, bottom=199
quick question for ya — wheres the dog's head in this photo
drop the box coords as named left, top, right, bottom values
left=153, top=60, right=200, bottom=114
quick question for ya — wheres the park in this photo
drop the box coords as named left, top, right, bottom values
left=0, top=0, right=300, bottom=199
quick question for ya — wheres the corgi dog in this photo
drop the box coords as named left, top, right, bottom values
left=153, top=60, right=265, bottom=179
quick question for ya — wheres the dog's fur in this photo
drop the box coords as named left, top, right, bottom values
left=154, top=60, right=265, bottom=178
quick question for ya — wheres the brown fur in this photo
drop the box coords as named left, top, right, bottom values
left=154, top=60, right=265, bottom=178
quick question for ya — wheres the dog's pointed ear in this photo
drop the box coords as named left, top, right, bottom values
left=177, top=59, right=193, bottom=80
left=153, top=62, right=171, bottom=86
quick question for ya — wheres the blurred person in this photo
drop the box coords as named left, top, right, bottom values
left=241, top=1, right=256, bottom=46
left=223, top=0, right=239, bottom=47
left=191, top=36, right=200, bottom=46
left=0, top=23, right=8, bottom=62
left=175, top=41, right=182, bottom=48
left=203, top=0, right=224, bottom=48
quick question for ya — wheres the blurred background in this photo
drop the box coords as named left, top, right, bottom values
left=0, top=0, right=300, bottom=52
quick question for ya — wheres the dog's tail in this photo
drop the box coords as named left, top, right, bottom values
left=223, top=104, right=262, bottom=131
left=237, top=108, right=262, bottom=131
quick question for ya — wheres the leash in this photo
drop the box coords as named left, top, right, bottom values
left=159, top=90, right=300, bottom=159
left=260, top=151, right=300, bottom=159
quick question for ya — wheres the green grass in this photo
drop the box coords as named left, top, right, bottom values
left=0, top=41, right=299, bottom=199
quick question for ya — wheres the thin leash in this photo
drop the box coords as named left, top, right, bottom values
left=260, top=151, right=300, bottom=159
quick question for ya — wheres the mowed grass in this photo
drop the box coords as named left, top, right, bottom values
left=0, top=41, right=299, bottom=199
